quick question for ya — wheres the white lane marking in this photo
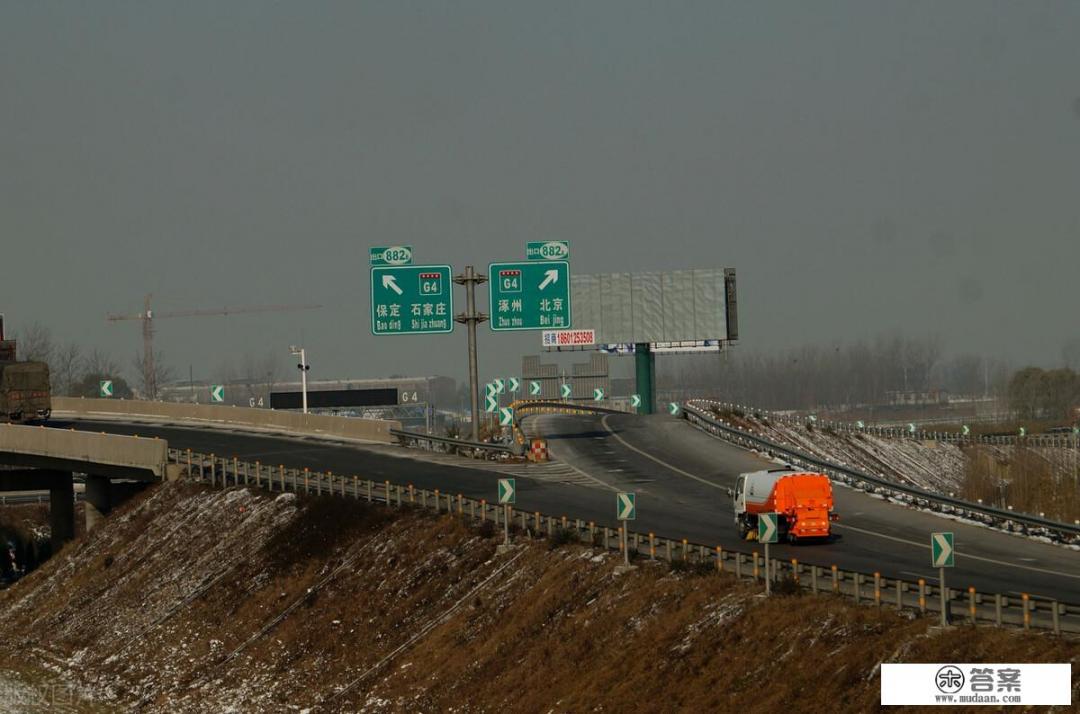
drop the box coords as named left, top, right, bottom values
left=528, top=415, right=619, bottom=492
left=600, top=414, right=723, bottom=490
left=600, top=415, right=1080, bottom=582
left=835, top=522, right=1080, bottom=581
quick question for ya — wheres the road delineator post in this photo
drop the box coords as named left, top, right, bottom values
left=832, top=564, right=839, bottom=594
left=874, top=572, right=881, bottom=607
left=968, top=587, right=976, bottom=624
left=649, top=533, right=655, bottom=560
left=918, top=579, right=926, bottom=613
left=716, top=546, right=723, bottom=573
left=1022, top=593, right=1030, bottom=630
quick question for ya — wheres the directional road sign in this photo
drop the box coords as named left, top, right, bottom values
left=498, top=478, right=516, bottom=505
left=99, top=380, right=113, bottom=398
left=508, top=377, right=520, bottom=393
left=593, top=387, right=604, bottom=401
left=758, top=513, right=779, bottom=544
left=1019, top=426, right=1026, bottom=437
left=484, top=392, right=498, bottom=413
left=668, top=402, right=680, bottom=416
left=210, top=385, right=225, bottom=403
left=931, top=532, right=954, bottom=568
left=499, top=407, right=514, bottom=427
left=493, top=378, right=505, bottom=394
left=856, top=420, right=865, bottom=429
left=488, top=261, right=571, bottom=331
left=962, top=425, right=970, bottom=436
left=630, top=394, right=641, bottom=409
left=369, top=245, right=413, bottom=266
left=561, top=383, right=572, bottom=399
left=617, top=492, right=636, bottom=521
left=526, top=240, right=570, bottom=261
left=908, top=423, right=916, bottom=433
left=529, top=380, right=542, bottom=396
left=370, top=264, right=453, bottom=335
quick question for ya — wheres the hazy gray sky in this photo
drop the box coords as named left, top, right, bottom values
left=3, top=2, right=1078, bottom=384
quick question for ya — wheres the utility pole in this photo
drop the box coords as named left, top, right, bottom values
left=454, top=266, right=488, bottom=441
left=290, top=345, right=310, bottom=414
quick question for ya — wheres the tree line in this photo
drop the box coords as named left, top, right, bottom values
left=1007, top=367, right=1080, bottom=421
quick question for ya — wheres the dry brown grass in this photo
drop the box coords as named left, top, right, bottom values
left=962, top=445, right=1080, bottom=522
left=0, top=482, right=1075, bottom=713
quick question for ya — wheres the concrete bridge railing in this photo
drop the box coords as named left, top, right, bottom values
left=52, top=397, right=400, bottom=444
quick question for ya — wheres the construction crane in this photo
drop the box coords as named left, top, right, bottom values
left=107, top=294, right=321, bottom=400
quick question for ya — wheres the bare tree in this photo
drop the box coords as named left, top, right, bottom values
left=51, top=342, right=84, bottom=397
left=133, top=350, right=175, bottom=400
left=85, top=348, right=122, bottom=379
left=13, top=321, right=54, bottom=363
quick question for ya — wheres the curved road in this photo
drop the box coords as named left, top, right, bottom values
left=60, top=414, right=1079, bottom=602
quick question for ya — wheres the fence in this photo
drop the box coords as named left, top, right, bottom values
left=166, top=447, right=1080, bottom=635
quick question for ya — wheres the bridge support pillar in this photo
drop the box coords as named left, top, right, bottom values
left=85, top=475, right=112, bottom=533
left=49, top=473, right=75, bottom=552
left=634, top=343, right=655, bottom=414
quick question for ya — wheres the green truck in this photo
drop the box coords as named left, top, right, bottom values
left=0, top=322, right=52, bottom=423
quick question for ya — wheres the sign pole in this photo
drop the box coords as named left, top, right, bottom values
left=623, top=523, right=629, bottom=567
left=764, top=542, right=771, bottom=596
left=504, top=504, right=510, bottom=546
left=939, top=566, right=947, bottom=626
left=455, top=266, right=488, bottom=442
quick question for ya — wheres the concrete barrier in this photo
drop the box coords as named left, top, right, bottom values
left=0, top=423, right=168, bottom=480
left=53, top=397, right=399, bottom=444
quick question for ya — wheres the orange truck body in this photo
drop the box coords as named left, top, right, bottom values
left=734, top=469, right=835, bottom=540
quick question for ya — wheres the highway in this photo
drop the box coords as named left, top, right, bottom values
left=60, top=414, right=1080, bottom=603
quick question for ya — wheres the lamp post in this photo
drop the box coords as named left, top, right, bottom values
left=290, top=345, right=310, bottom=414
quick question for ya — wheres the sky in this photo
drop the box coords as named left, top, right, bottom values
left=2, top=1, right=1079, bottom=386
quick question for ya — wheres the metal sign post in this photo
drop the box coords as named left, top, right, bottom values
left=932, top=531, right=955, bottom=626
left=758, top=513, right=779, bottom=596
left=454, top=266, right=488, bottom=441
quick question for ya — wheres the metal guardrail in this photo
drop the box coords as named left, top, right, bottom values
left=165, top=447, right=1080, bottom=634
left=511, top=400, right=627, bottom=417
left=681, top=400, right=1080, bottom=544
left=695, top=399, right=1079, bottom=448
left=389, top=428, right=521, bottom=456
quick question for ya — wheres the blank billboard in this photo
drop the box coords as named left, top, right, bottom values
left=270, top=388, right=398, bottom=410
left=570, top=268, right=735, bottom=344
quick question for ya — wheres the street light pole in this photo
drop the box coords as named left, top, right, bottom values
left=290, top=345, right=310, bottom=414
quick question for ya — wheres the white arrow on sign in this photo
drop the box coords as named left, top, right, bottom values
left=485, top=394, right=498, bottom=413
left=529, top=381, right=541, bottom=396
left=382, top=274, right=403, bottom=295
left=561, top=383, right=572, bottom=399
left=759, top=513, right=778, bottom=543
left=593, top=387, right=604, bottom=401
left=932, top=532, right=954, bottom=567
left=538, top=269, right=559, bottom=291
left=509, top=377, right=520, bottom=393
left=617, top=492, right=635, bottom=520
left=499, top=407, right=514, bottom=426
left=668, top=402, right=680, bottom=415
left=630, top=394, right=641, bottom=408
left=494, top=378, right=505, bottom=394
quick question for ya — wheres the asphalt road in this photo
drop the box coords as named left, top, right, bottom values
left=61, top=414, right=1080, bottom=602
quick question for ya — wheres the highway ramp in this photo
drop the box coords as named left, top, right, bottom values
left=60, top=415, right=1080, bottom=603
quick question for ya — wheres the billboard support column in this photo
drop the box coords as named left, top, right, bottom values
left=635, top=343, right=655, bottom=414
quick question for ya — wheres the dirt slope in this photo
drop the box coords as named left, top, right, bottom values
left=0, top=483, right=1075, bottom=712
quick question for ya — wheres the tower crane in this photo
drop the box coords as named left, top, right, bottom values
left=106, top=294, right=321, bottom=399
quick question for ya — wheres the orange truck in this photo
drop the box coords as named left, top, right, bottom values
left=731, top=468, right=837, bottom=542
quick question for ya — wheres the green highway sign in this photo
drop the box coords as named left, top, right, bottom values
left=1019, top=426, right=1026, bottom=437
left=758, top=513, right=779, bottom=544
left=526, top=240, right=570, bottom=261
left=856, top=420, right=865, bottom=428
left=560, top=383, right=572, bottom=399
left=485, top=394, right=497, bottom=413
left=498, top=478, right=516, bottom=504
left=488, top=261, right=571, bottom=331
left=370, top=264, right=453, bottom=335
left=668, top=402, right=680, bottom=416
left=529, top=380, right=542, bottom=396
left=499, top=407, right=514, bottom=427
left=908, top=423, right=916, bottom=433
left=617, top=492, right=636, bottom=521
left=962, top=425, right=970, bottom=436
left=485, top=382, right=497, bottom=396
left=508, top=377, right=520, bottom=393
left=210, top=385, right=225, bottom=403
left=369, top=245, right=413, bottom=266
left=931, top=531, right=954, bottom=568
left=494, top=378, right=505, bottom=394
left=99, top=380, right=113, bottom=398
left=630, top=394, right=641, bottom=409
left=593, top=387, right=604, bottom=401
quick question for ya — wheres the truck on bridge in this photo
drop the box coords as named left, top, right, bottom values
left=732, top=468, right=837, bottom=543
left=0, top=316, right=51, bottom=424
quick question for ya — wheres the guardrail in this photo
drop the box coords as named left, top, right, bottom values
left=680, top=400, right=1080, bottom=545
left=511, top=400, right=626, bottom=418
left=389, top=428, right=522, bottom=457
left=166, top=446, right=1080, bottom=634
left=695, top=399, right=1079, bottom=448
